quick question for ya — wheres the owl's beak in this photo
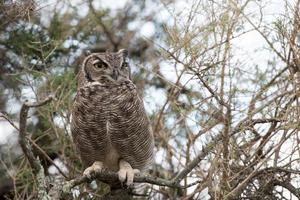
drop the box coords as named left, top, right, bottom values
left=112, top=68, right=119, bottom=80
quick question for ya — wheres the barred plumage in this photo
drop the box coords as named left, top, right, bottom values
left=71, top=49, right=154, bottom=186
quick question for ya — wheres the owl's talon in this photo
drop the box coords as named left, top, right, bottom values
left=118, top=159, right=140, bottom=186
left=83, top=161, right=104, bottom=178
left=118, top=169, right=127, bottom=183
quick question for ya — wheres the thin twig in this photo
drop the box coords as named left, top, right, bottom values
left=27, top=137, right=68, bottom=178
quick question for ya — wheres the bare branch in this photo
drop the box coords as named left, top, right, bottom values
left=273, top=179, right=300, bottom=199
left=18, top=94, right=57, bottom=199
left=19, top=94, right=56, bottom=172
left=28, top=137, right=68, bottom=178
left=49, top=170, right=201, bottom=199
left=172, top=134, right=221, bottom=184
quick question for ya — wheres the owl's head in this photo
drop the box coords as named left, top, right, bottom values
left=80, top=49, right=130, bottom=84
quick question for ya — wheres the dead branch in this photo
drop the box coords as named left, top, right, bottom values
left=19, top=94, right=56, bottom=200
left=19, top=94, right=56, bottom=173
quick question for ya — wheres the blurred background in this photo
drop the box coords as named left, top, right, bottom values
left=0, top=0, right=300, bottom=199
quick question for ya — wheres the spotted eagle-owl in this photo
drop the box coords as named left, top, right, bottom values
left=71, top=49, right=154, bottom=187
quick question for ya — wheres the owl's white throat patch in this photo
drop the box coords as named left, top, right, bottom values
left=106, top=120, right=110, bottom=134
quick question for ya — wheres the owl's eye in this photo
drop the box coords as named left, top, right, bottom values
left=121, top=62, right=128, bottom=69
left=93, top=59, right=108, bottom=69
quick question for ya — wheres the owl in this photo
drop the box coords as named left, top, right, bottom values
left=71, top=49, right=154, bottom=187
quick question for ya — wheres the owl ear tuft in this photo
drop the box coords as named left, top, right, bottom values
left=118, top=49, right=128, bottom=57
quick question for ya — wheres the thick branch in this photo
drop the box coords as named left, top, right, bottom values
left=19, top=94, right=56, bottom=173
left=70, top=171, right=181, bottom=189
left=50, top=170, right=201, bottom=199
left=18, top=94, right=56, bottom=200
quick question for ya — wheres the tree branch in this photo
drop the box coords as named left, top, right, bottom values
left=49, top=170, right=201, bottom=199
left=273, top=179, right=300, bottom=199
left=19, top=94, right=56, bottom=199
left=88, top=0, right=120, bottom=50
left=172, top=136, right=220, bottom=184
left=19, top=94, right=56, bottom=173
